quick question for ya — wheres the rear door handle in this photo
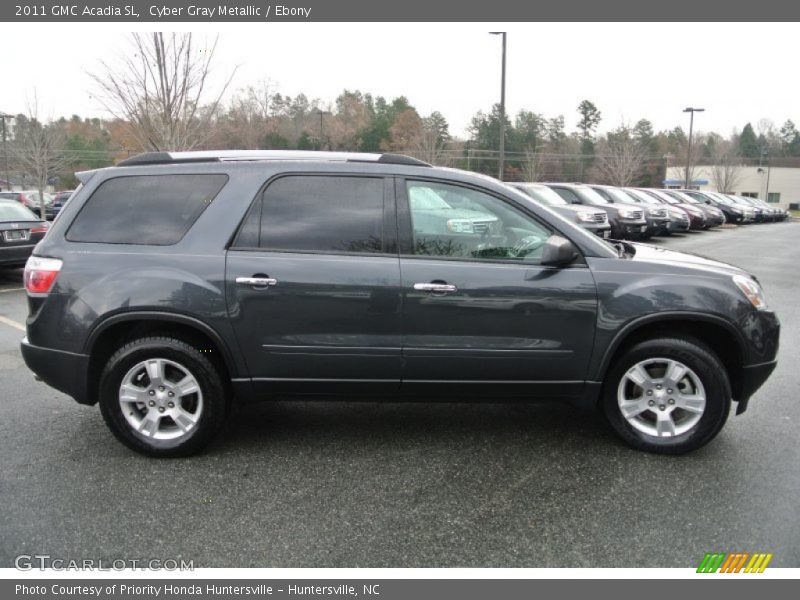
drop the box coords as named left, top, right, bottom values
left=236, top=276, right=278, bottom=287
left=413, top=282, right=458, bottom=293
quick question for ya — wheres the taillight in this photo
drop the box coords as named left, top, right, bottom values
left=30, top=223, right=50, bottom=234
left=24, top=256, right=62, bottom=294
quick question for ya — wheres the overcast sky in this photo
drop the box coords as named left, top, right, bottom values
left=3, top=22, right=798, bottom=138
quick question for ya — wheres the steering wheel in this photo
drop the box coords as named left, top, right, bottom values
left=512, top=235, right=545, bottom=258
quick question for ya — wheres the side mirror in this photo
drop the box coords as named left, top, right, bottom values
left=705, top=200, right=711, bottom=204
left=540, top=235, right=579, bottom=267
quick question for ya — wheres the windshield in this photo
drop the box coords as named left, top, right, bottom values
left=0, top=202, right=39, bottom=221
left=623, top=188, right=659, bottom=205
left=409, top=186, right=452, bottom=210
left=517, top=184, right=569, bottom=206
left=678, top=192, right=703, bottom=204
left=665, top=190, right=697, bottom=204
left=575, top=186, right=611, bottom=205
left=596, top=186, right=632, bottom=204
left=710, top=193, right=733, bottom=205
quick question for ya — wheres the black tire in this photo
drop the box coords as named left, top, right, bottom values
left=98, top=336, right=229, bottom=457
left=602, top=337, right=731, bottom=455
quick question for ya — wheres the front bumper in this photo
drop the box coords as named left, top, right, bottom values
left=613, top=219, right=648, bottom=239
left=581, top=222, right=612, bottom=238
left=667, top=218, right=691, bottom=233
left=736, top=360, right=778, bottom=414
left=20, top=337, right=92, bottom=405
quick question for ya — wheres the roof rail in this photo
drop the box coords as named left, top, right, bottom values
left=116, top=150, right=431, bottom=167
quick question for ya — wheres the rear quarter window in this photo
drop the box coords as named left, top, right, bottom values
left=66, top=174, right=228, bottom=245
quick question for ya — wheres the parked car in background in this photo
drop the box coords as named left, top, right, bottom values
left=681, top=190, right=748, bottom=224
left=47, top=190, right=75, bottom=221
left=19, top=150, right=780, bottom=457
left=542, top=182, right=647, bottom=239
left=636, top=189, right=691, bottom=234
left=508, top=182, right=612, bottom=238
left=588, top=185, right=665, bottom=238
left=0, top=190, right=53, bottom=217
left=731, top=196, right=769, bottom=222
left=658, top=190, right=709, bottom=230
left=669, top=189, right=726, bottom=228
left=723, top=195, right=759, bottom=223
left=0, top=200, right=50, bottom=268
left=621, top=188, right=672, bottom=236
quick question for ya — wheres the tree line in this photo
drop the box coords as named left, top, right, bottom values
left=3, top=33, right=800, bottom=218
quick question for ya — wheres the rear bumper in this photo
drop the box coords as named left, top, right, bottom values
left=0, top=244, right=36, bottom=265
left=20, top=337, right=92, bottom=405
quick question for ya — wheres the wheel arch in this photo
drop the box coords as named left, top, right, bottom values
left=595, top=312, right=746, bottom=403
left=84, top=311, right=239, bottom=406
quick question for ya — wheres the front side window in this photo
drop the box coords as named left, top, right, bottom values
left=238, top=175, right=385, bottom=254
left=67, top=174, right=227, bottom=245
left=406, top=181, right=551, bottom=263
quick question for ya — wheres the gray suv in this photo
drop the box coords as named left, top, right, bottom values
left=21, top=151, right=780, bottom=457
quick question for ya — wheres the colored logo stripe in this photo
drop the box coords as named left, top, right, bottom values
left=697, top=552, right=773, bottom=573
left=745, top=553, right=773, bottom=573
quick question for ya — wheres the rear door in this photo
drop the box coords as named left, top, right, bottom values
left=225, top=174, right=402, bottom=395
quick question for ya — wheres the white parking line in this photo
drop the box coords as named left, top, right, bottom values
left=0, top=287, right=24, bottom=293
left=0, top=315, right=25, bottom=332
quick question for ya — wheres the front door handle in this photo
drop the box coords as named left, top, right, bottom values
left=413, top=282, right=458, bottom=294
left=236, top=276, right=278, bottom=288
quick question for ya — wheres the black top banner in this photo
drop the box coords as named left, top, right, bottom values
left=3, top=0, right=800, bottom=22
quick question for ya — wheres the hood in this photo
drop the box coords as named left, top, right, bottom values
left=611, top=202, right=643, bottom=211
left=628, top=242, right=745, bottom=277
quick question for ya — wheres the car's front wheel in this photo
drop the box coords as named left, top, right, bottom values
left=603, top=337, right=731, bottom=455
left=98, top=337, right=229, bottom=457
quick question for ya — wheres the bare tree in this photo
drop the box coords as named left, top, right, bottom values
left=410, top=113, right=451, bottom=166
left=90, top=33, right=236, bottom=151
left=595, top=127, right=647, bottom=186
left=12, top=96, right=70, bottom=219
left=710, top=145, right=744, bottom=193
left=521, top=146, right=546, bottom=182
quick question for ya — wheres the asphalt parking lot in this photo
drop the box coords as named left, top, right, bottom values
left=1, top=222, right=798, bottom=568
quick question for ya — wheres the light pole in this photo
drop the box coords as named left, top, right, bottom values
left=683, top=107, right=704, bottom=189
left=0, top=113, right=13, bottom=192
left=759, top=149, right=771, bottom=202
left=490, top=32, right=506, bottom=180
left=316, top=110, right=331, bottom=151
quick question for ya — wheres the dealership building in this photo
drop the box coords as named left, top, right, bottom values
left=664, top=166, right=799, bottom=208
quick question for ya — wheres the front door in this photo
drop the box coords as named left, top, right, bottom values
left=397, top=178, right=598, bottom=398
left=226, top=174, right=402, bottom=395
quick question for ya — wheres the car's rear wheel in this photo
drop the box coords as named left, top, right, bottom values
left=603, top=337, right=731, bottom=455
left=98, top=337, right=229, bottom=457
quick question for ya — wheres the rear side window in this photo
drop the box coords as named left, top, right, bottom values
left=66, top=174, right=227, bottom=245
left=235, top=175, right=385, bottom=254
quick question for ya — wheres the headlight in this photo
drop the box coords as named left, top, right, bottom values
left=618, top=208, right=637, bottom=219
left=733, top=274, right=767, bottom=310
left=576, top=211, right=596, bottom=222
left=446, top=219, right=474, bottom=233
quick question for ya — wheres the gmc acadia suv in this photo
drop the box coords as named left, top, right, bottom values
left=20, top=151, right=780, bottom=457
